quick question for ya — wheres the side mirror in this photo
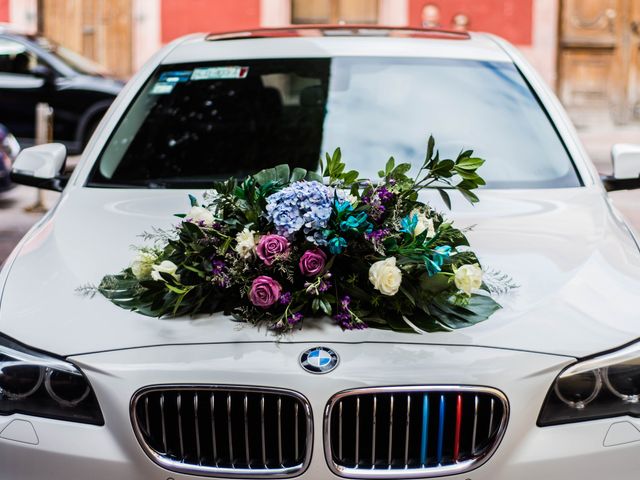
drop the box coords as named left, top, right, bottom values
left=31, top=65, right=55, bottom=84
left=601, top=144, right=640, bottom=191
left=10, top=143, right=68, bottom=191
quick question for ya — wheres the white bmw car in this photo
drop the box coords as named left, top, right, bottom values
left=3, top=26, right=640, bottom=479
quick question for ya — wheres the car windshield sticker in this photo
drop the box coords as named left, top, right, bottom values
left=191, top=66, right=249, bottom=81
left=150, top=82, right=176, bottom=95
left=158, top=70, right=192, bottom=83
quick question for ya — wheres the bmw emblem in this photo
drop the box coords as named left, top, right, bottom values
left=299, top=346, right=339, bottom=374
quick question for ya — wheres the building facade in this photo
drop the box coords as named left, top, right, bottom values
left=1, top=0, right=637, bottom=124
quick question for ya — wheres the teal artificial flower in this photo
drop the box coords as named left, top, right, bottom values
left=334, top=199, right=354, bottom=215
left=400, top=214, right=418, bottom=234
left=339, top=212, right=372, bottom=233
left=424, top=245, right=452, bottom=276
left=328, top=236, right=348, bottom=254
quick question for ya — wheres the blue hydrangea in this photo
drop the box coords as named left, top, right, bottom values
left=265, top=181, right=333, bottom=242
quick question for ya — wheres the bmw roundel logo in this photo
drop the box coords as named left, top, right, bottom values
left=299, top=346, right=339, bottom=374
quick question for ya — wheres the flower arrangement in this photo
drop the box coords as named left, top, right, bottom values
left=94, top=136, right=509, bottom=333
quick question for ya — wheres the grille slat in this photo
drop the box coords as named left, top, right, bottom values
left=387, top=395, right=393, bottom=467
left=194, top=394, right=201, bottom=464
left=177, top=393, right=184, bottom=460
left=210, top=393, right=217, bottom=466
left=326, top=386, right=508, bottom=479
left=133, top=387, right=312, bottom=477
left=471, top=395, right=478, bottom=454
left=160, top=393, right=167, bottom=454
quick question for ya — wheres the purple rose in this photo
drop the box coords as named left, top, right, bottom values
left=299, top=248, right=327, bottom=277
left=256, top=234, right=290, bottom=266
left=249, top=276, right=282, bottom=309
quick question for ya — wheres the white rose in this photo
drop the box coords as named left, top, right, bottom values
left=130, top=250, right=157, bottom=280
left=454, top=264, right=483, bottom=295
left=235, top=228, right=258, bottom=259
left=369, top=257, right=402, bottom=296
left=151, top=260, right=180, bottom=282
left=411, top=208, right=435, bottom=237
left=187, top=206, right=215, bottom=226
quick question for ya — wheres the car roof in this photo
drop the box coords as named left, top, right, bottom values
left=162, top=26, right=512, bottom=65
left=0, top=23, right=35, bottom=39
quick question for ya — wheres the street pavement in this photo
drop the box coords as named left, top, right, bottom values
left=1, top=127, right=640, bottom=264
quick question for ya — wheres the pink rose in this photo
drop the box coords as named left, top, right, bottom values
left=256, top=234, right=290, bottom=266
left=299, top=248, right=327, bottom=277
left=249, top=276, right=282, bottom=309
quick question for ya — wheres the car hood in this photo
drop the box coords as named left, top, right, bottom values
left=1, top=187, right=639, bottom=358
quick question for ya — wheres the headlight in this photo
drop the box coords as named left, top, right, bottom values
left=539, top=342, right=640, bottom=426
left=0, top=335, right=103, bottom=425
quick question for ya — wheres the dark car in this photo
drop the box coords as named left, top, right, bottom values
left=0, top=26, right=123, bottom=154
left=0, top=123, right=19, bottom=192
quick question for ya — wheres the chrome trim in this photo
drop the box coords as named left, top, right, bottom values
left=131, top=385, right=313, bottom=479
left=323, top=385, right=509, bottom=479
left=559, top=342, right=640, bottom=378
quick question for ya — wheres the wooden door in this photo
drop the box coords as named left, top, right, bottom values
left=558, top=0, right=640, bottom=124
left=292, top=0, right=379, bottom=24
left=42, top=0, right=132, bottom=78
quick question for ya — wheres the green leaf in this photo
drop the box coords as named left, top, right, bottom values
left=305, top=171, right=323, bottom=182
left=342, top=170, right=359, bottom=185
left=456, top=157, right=485, bottom=170
left=393, top=163, right=412, bottom=176
left=312, top=298, right=321, bottom=313
left=319, top=298, right=332, bottom=316
left=290, top=167, right=308, bottom=182
left=459, top=188, right=479, bottom=204
left=385, top=156, right=395, bottom=175
left=188, top=194, right=198, bottom=207
left=274, top=164, right=291, bottom=184
left=426, top=135, right=435, bottom=162
left=253, top=167, right=276, bottom=185
left=438, top=189, right=452, bottom=209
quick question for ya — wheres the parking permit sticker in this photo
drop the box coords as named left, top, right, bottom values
left=150, top=82, right=175, bottom=95
left=191, top=66, right=249, bottom=81
left=158, top=70, right=192, bottom=83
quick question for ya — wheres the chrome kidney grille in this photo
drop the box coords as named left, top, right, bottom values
left=131, top=386, right=312, bottom=478
left=324, top=386, right=509, bottom=478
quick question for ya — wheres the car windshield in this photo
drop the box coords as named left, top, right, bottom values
left=88, top=57, right=581, bottom=189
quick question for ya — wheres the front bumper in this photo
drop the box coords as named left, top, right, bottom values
left=1, top=342, right=639, bottom=480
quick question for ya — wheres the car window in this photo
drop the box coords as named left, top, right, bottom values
left=88, top=57, right=581, bottom=189
left=0, top=38, right=41, bottom=75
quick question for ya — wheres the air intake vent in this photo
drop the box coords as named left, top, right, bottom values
left=131, top=386, right=312, bottom=478
left=324, top=386, right=508, bottom=478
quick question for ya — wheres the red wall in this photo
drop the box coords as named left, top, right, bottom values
left=409, top=0, right=533, bottom=45
left=0, top=0, right=9, bottom=22
left=161, top=0, right=261, bottom=43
